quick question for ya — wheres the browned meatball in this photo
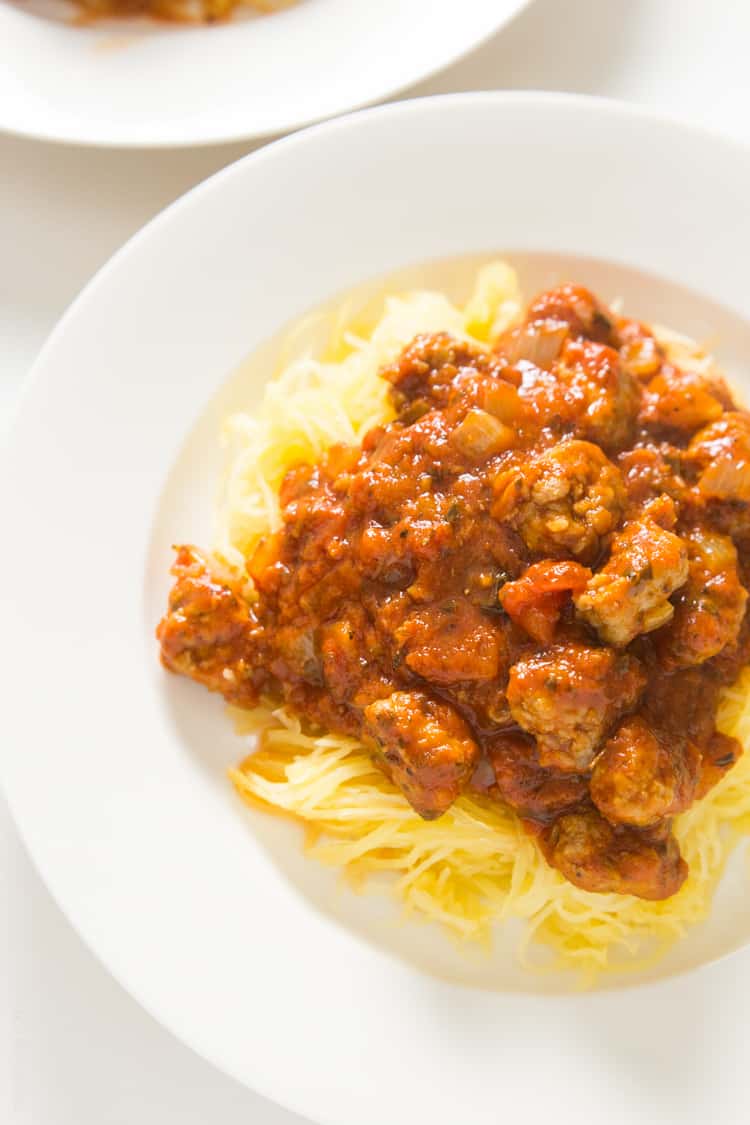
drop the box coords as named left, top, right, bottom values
left=157, top=545, right=263, bottom=707
left=363, top=691, right=479, bottom=819
left=540, top=805, right=688, bottom=900
left=657, top=529, right=747, bottom=668
left=492, top=440, right=625, bottom=564
left=575, top=505, right=689, bottom=646
left=506, top=642, right=645, bottom=772
left=590, top=716, right=700, bottom=827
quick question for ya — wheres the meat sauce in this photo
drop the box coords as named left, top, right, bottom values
left=157, top=284, right=750, bottom=901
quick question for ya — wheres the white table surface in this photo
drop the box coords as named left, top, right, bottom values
left=3, top=1, right=750, bottom=1122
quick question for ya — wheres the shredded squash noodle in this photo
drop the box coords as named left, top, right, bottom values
left=218, top=263, right=750, bottom=974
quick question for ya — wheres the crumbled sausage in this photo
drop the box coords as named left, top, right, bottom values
left=657, top=529, right=747, bottom=668
left=493, top=440, right=625, bottom=564
left=157, top=545, right=264, bottom=707
left=363, top=691, right=479, bottom=819
left=575, top=506, right=689, bottom=646
left=507, top=642, right=645, bottom=771
left=540, top=805, right=688, bottom=900
left=591, top=717, right=699, bottom=827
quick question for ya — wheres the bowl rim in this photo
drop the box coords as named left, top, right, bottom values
left=3, top=91, right=750, bottom=1123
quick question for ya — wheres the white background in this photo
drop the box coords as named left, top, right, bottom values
left=3, top=1, right=750, bottom=1122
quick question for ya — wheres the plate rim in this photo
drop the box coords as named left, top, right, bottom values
left=0, top=0, right=531, bottom=149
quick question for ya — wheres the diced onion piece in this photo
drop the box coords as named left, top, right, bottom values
left=501, top=320, right=569, bottom=367
left=451, top=409, right=516, bottom=459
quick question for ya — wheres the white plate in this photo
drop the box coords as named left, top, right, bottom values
left=0, top=0, right=529, bottom=148
left=2, top=93, right=750, bottom=1124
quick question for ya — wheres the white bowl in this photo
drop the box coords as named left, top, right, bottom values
left=0, top=0, right=529, bottom=147
left=2, top=94, right=750, bottom=1124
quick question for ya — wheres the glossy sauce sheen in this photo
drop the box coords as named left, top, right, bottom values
left=158, top=285, right=750, bottom=901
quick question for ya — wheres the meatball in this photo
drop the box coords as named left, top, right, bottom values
left=506, top=642, right=645, bottom=771
left=540, top=805, right=688, bottom=900
left=657, top=529, right=748, bottom=668
left=574, top=506, right=689, bottom=646
left=492, top=440, right=625, bottom=564
left=640, top=364, right=729, bottom=434
left=590, top=717, right=700, bottom=827
left=363, top=691, right=479, bottom=819
left=478, top=732, right=588, bottom=819
left=688, top=412, right=750, bottom=502
left=499, top=559, right=591, bottom=644
left=156, top=545, right=263, bottom=707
